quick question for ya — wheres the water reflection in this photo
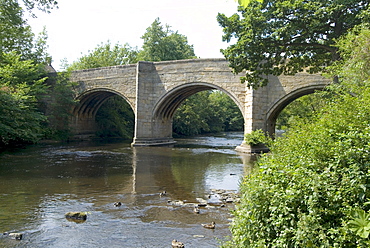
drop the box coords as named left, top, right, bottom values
left=0, top=132, right=255, bottom=247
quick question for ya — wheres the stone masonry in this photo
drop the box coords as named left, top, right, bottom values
left=70, top=58, right=331, bottom=149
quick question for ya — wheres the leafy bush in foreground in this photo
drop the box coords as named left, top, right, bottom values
left=223, top=26, right=370, bottom=247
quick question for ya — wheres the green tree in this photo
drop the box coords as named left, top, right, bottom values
left=223, top=26, right=370, bottom=247
left=173, top=91, right=211, bottom=136
left=138, top=18, right=196, bottom=61
left=0, top=0, right=54, bottom=61
left=21, top=0, right=57, bottom=13
left=276, top=93, right=328, bottom=131
left=173, top=91, right=243, bottom=136
left=217, top=0, right=370, bottom=88
left=0, top=0, right=76, bottom=145
left=67, top=41, right=138, bottom=70
left=41, top=71, right=77, bottom=140
left=1, top=0, right=34, bottom=60
left=94, top=95, right=135, bottom=139
left=234, top=0, right=262, bottom=7
left=208, top=90, right=243, bottom=132
left=0, top=52, right=47, bottom=146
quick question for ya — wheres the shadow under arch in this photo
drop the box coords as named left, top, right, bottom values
left=73, top=88, right=134, bottom=117
left=71, top=88, right=135, bottom=136
left=265, top=84, right=328, bottom=136
left=153, top=82, right=244, bottom=120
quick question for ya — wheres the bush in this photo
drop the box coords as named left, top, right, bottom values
left=244, top=129, right=271, bottom=146
left=223, top=26, right=370, bottom=247
left=224, top=84, right=370, bottom=248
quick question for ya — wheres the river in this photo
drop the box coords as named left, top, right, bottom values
left=0, top=132, right=255, bottom=248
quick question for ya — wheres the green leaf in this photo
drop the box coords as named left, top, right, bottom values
left=348, top=210, right=370, bottom=239
left=235, top=0, right=263, bottom=7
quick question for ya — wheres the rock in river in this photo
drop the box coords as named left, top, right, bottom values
left=65, top=212, right=87, bottom=222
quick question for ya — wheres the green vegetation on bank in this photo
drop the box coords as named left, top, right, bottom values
left=0, top=0, right=75, bottom=148
left=223, top=25, right=370, bottom=247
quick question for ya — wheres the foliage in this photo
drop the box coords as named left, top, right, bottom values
left=41, top=72, right=77, bottom=140
left=1, top=0, right=33, bottom=60
left=0, top=0, right=52, bottom=62
left=348, top=208, right=370, bottom=239
left=243, top=129, right=270, bottom=146
left=330, top=24, right=370, bottom=89
left=208, top=90, right=244, bottom=132
left=173, top=91, right=211, bottom=136
left=225, top=80, right=370, bottom=248
left=217, top=0, right=370, bottom=88
left=223, top=26, right=370, bottom=247
left=234, top=0, right=262, bottom=7
left=0, top=0, right=74, bottom=146
left=66, top=41, right=138, bottom=71
left=138, top=18, right=196, bottom=61
left=95, top=95, right=134, bottom=139
left=173, top=91, right=243, bottom=136
left=21, top=0, right=57, bottom=14
left=0, top=52, right=48, bottom=146
left=276, top=92, right=329, bottom=131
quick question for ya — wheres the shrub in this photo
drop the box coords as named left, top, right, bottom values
left=244, top=129, right=271, bottom=146
left=224, top=84, right=370, bottom=248
left=223, top=26, right=370, bottom=247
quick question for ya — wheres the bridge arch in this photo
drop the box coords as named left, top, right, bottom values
left=153, top=82, right=244, bottom=120
left=71, top=88, right=134, bottom=136
left=265, top=84, right=328, bottom=135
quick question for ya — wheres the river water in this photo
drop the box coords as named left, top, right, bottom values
left=0, top=132, right=254, bottom=248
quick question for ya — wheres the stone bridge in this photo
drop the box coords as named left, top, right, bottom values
left=70, top=58, right=331, bottom=150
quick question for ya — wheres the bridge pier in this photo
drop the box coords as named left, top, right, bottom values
left=131, top=62, right=177, bottom=146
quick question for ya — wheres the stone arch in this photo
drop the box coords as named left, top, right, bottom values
left=153, top=82, right=244, bottom=120
left=71, top=88, right=134, bottom=136
left=265, top=84, right=328, bottom=135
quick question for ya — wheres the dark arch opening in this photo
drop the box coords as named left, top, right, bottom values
left=152, top=83, right=244, bottom=138
left=172, top=90, right=244, bottom=137
left=72, top=89, right=134, bottom=139
left=266, top=84, right=328, bottom=136
left=153, top=82, right=243, bottom=120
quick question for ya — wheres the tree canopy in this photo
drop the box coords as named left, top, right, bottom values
left=0, top=0, right=77, bottom=147
left=218, top=0, right=370, bottom=88
left=21, top=0, right=57, bottom=13
left=138, top=18, right=196, bottom=61
left=67, top=41, right=138, bottom=71
left=234, top=0, right=262, bottom=7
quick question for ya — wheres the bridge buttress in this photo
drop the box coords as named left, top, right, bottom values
left=132, top=61, right=175, bottom=146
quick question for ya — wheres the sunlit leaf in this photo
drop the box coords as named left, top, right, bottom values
left=348, top=209, right=370, bottom=239
left=234, top=0, right=263, bottom=7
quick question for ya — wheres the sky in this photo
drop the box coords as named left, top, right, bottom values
left=27, top=0, right=239, bottom=71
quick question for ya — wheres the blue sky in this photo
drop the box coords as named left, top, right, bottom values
left=27, top=0, right=239, bottom=71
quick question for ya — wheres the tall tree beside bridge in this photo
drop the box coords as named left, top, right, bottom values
left=138, top=18, right=196, bottom=62
left=0, top=0, right=77, bottom=146
left=218, top=0, right=370, bottom=88
left=66, top=41, right=139, bottom=71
